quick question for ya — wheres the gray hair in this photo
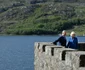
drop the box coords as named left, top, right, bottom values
left=62, top=30, right=66, bottom=35
left=62, top=30, right=66, bottom=34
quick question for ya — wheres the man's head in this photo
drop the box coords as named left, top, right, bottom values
left=62, top=30, right=66, bottom=36
left=70, top=31, right=75, bottom=38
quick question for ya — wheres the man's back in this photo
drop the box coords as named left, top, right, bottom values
left=53, top=36, right=67, bottom=47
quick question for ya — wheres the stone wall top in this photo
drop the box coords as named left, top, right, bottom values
left=34, top=42, right=85, bottom=70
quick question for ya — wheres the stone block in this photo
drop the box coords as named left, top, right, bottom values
left=34, top=42, right=56, bottom=70
left=54, top=48, right=75, bottom=70
left=65, top=51, right=85, bottom=70
left=45, top=45, right=63, bottom=70
left=45, top=46, right=75, bottom=70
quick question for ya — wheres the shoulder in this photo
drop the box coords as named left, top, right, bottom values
left=60, top=36, right=65, bottom=38
left=74, top=37, right=78, bottom=41
left=68, top=37, right=72, bottom=41
left=59, top=36, right=65, bottom=39
left=74, top=37, right=78, bottom=39
left=58, top=36, right=63, bottom=38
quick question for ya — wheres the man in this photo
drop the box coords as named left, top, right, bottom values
left=53, top=30, right=67, bottom=47
left=66, top=31, right=78, bottom=49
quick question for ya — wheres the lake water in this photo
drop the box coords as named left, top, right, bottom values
left=0, top=35, right=85, bottom=70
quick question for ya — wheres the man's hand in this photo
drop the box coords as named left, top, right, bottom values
left=53, top=42, right=56, bottom=45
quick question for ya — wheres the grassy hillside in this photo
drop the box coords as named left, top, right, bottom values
left=66, top=24, right=85, bottom=36
left=0, top=0, right=85, bottom=35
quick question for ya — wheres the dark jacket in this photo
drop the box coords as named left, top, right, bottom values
left=66, top=37, right=78, bottom=49
left=53, top=36, right=67, bottom=47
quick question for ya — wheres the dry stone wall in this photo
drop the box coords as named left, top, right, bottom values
left=34, top=42, right=85, bottom=70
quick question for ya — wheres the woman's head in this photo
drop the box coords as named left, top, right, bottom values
left=70, top=31, right=75, bottom=38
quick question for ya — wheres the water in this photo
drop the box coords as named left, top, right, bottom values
left=0, top=35, right=85, bottom=70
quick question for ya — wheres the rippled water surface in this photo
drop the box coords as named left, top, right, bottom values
left=0, top=35, right=84, bottom=70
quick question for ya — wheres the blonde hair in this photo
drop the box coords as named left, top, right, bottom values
left=70, top=31, right=75, bottom=36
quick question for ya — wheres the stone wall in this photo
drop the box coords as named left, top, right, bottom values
left=78, top=42, right=85, bottom=51
left=34, top=42, right=85, bottom=70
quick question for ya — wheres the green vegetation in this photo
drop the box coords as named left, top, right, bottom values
left=0, top=1, right=85, bottom=35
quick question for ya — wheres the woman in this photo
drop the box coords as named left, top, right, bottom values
left=67, top=31, right=78, bottom=49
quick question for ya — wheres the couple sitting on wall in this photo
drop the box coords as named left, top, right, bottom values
left=53, top=30, right=78, bottom=49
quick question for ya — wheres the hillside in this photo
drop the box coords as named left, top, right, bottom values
left=0, top=0, right=85, bottom=35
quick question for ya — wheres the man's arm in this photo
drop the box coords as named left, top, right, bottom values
left=53, top=37, right=61, bottom=45
left=66, top=39, right=70, bottom=48
left=76, top=38, right=79, bottom=49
